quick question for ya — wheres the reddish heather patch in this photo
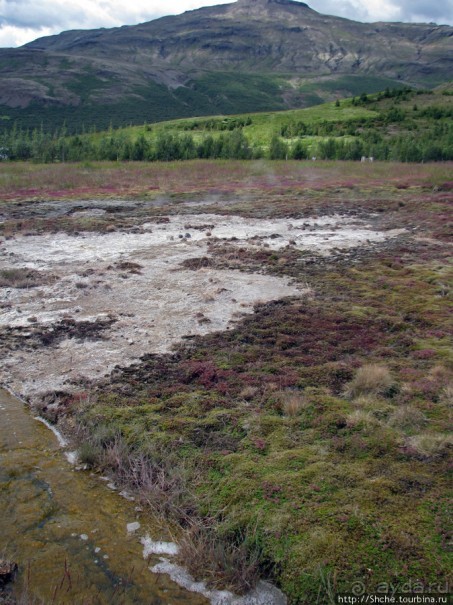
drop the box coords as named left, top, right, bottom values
left=412, top=349, right=437, bottom=360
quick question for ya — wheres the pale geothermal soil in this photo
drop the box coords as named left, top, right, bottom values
left=0, top=210, right=403, bottom=401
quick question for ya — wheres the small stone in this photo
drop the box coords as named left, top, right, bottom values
left=119, top=490, right=135, bottom=501
left=127, top=521, right=141, bottom=534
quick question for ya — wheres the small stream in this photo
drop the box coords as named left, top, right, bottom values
left=0, top=388, right=208, bottom=604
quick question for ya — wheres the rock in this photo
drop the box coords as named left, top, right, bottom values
left=127, top=521, right=141, bottom=533
left=0, top=559, right=18, bottom=586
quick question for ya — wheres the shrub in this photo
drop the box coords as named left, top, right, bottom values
left=344, top=364, right=396, bottom=399
left=77, top=442, right=102, bottom=468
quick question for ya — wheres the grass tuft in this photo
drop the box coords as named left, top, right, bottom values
left=387, top=406, right=427, bottom=432
left=439, top=383, right=453, bottom=406
left=405, top=433, right=452, bottom=459
left=344, top=364, right=396, bottom=399
left=280, top=391, right=307, bottom=417
left=346, top=409, right=381, bottom=431
left=239, top=386, right=259, bottom=401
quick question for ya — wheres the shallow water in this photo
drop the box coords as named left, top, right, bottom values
left=0, top=388, right=207, bottom=604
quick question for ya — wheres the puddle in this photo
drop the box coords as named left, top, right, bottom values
left=0, top=388, right=287, bottom=604
left=0, top=388, right=208, bottom=604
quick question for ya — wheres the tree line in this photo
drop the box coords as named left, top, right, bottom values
left=1, top=122, right=452, bottom=163
left=0, top=128, right=254, bottom=163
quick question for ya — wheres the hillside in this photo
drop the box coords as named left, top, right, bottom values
left=0, top=0, right=452, bottom=133
left=3, top=86, right=452, bottom=162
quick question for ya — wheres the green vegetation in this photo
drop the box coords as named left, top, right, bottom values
left=1, top=86, right=452, bottom=163
left=186, top=72, right=289, bottom=114
left=299, top=75, right=409, bottom=98
left=0, top=72, right=291, bottom=134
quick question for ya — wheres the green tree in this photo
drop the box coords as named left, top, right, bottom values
left=269, top=135, right=288, bottom=160
left=291, top=140, right=308, bottom=160
left=131, top=135, right=149, bottom=161
left=318, top=138, right=337, bottom=160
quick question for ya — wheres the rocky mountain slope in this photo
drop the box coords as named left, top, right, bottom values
left=0, top=0, right=451, bottom=131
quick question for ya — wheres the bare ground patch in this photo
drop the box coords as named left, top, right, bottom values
left=0, top=207, right=403, bottom=401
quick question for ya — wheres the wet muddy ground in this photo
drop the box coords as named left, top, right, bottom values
left=0, top=198, right=404, bottom=404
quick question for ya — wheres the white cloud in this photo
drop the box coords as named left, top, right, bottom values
left=393, top=0, right=453, bottom=24
left=0, top=0, right=451, bottom=48
left=0, top=0, right=231, bottom=46
left=0, top=24, right=52, bottom=46
left=308, top=0, right=399, bottom=22
left=309, top=0, right=453, bottom=24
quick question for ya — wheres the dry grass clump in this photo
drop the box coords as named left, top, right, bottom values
left=75, top=427, right=195, bottom=522
left=350, top=395, right=395, bottom=420
left=346, top=409, right=381, bottom=430
left=387, top=406, right=428, bottom=432
left=280, top=391, right=307, bottom=417
left=439, top=383, right=453, bottom=406
left=428, top=365, right=452, bottom=381
left=405, top=433, right=452, bottom=459
left=239, top=386, right=259, bottom=401
left=351, top=394, right=378, bottom=408
left=177, top=524, right=260, bottom=594
left=344, top=364, right=396, bottom=399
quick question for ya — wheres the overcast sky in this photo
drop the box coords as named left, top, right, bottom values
left=0, top=0, right=452, bottom=47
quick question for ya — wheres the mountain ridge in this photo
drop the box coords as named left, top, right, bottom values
left=0, top=0, right=451, bottom=132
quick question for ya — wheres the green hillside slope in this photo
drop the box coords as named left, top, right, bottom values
left=2, top=86, right=452, bottom=163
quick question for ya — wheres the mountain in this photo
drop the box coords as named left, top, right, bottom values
left=0, top=0, right=451, bottom=132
